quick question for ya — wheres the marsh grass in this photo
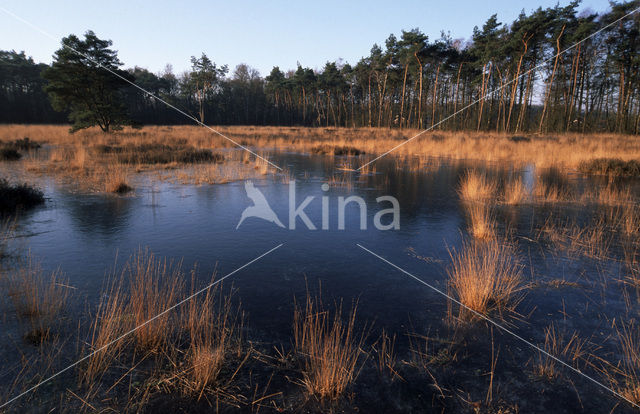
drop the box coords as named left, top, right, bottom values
left=80, top=250, right=246, bottom=410
left=128, top=248, right=184, bottom=351
left=447, top=240, right=525, bottom=321
left=599, top=321, right=640, bottom=405
left=533, top=324, right=591, bottom=381
left=3, top=255, right=71, bottom=342
left=81, top=271, right=132, bottom=385
left=567, top=219, right=612, bottom=260
left=458, top=170, right=496, bottom=203
left=503, top=178, right=527, bottom=205
left=98, top=143, right=224, bottom=165
left=373, top=330, right=399, bottom=380
left=464, top=202, right=496, bottom=240
left=293, top=292, right=367, bottom=401
left=579, top=158, right=640, bottom=177
left=179, top=278, right=243, bottom=397
left=4, top=125, right=640, bottom=170
left=3, top=137, right=41, bottom=151
left=311, top=145, right=365, bottom=156
left=100, top=164, right=133, bottom=194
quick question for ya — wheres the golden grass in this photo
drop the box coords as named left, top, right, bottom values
left=293, top=292, right=366, bottom=401
left=619, top=205, right=640, bottom=236
left=80, top=250, right=246, bottom=406
left=128, top=248, right=184, bottom=351
left=447, top=240, right=524, bottom=321
left=101, top=163, right=133, bottom=193
left=373, top=330, right=398, bottom=380
left=600, top=321, right=640, bottom=406
left=465, top=202, right=496, bottom=240
left=82, top=271, right=131, bottom=385
left=533, top=181, right=568, bottom=203
left=503, top=178, right=527, bottom=205
left=3, top=255, right=71, bottom=340
left=533, top=324, right=590, bottom=380
left=3, top=125, right=640, bottom=171
left=182, top=278, right=243, bottom=397
left=458, top=170, right=496, bottom=203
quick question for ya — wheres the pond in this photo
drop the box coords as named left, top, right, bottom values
left=1, top=151, right=638, bottom=413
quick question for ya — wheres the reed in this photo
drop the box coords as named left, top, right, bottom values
left=447, top=240, right=524, bottom=321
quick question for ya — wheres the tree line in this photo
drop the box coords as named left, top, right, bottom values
left=0, top=0, right=638, bottom=134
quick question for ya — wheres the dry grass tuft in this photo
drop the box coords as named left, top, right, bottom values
left=503, top=178, right=527, bottom=205
left=458, top=170, right=496, bottom=203
left=465, top=202, right=496, bottom=240
left=533, top=324, right=590, bottom=380
left=182, top=278, right=243, bottom=397
left=101, top=164, right=133, bottom=194
left=81, top=272, right=131, bottom=385
left=600, top=321, right=640, bottom=405
left=293, top=292, right=366, bottom=401
left=447, top=240, right=524, bottom=321
left=3, top=255, right=71, bottom=341
left=128, top=248, right=184, bottom=351
left=373, top=330, right=399, bottom=380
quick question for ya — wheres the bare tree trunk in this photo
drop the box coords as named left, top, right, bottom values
left=477, top=62, right=490, bottom=131
left=432, top=64, right=440, bottom=129
left=400, top=62, right=409, bottom=128
left=507, top=34, right=532, bottom=132
left=539, top=25, right=565, bottom=133
left=415, top=53, right=423, bottom=129
left=453, top=62, right=464, bottom=130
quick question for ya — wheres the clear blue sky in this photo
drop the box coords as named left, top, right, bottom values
left=1, top=0, right=611, bottom=77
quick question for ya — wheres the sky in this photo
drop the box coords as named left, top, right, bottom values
left=0, top=0, right=612, bottom=77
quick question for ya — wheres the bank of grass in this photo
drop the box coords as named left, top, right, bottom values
left=79, top=248, right=246, bottom=408
left=94, top=142, right=224, bottom=165
left=311, top=144, right=365, bottom=156
left=2, top=125, right=640, bottom=170
left=579, top=158, right=640, bottom=177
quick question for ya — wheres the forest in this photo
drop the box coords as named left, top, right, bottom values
left=0, top=0, right=638, bottom=134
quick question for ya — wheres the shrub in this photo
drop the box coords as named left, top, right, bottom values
left=4, top=137, right=41, bottom=151
left=0, top=148, right=21, bottom=161
left=311, top=145, right=365, bottom=156
left=0, top=179, right=45, bottom=214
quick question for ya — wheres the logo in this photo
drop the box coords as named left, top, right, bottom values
left=236, top=180, right=400, bottom=230
left=236, top=181, right=286, bottom=229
